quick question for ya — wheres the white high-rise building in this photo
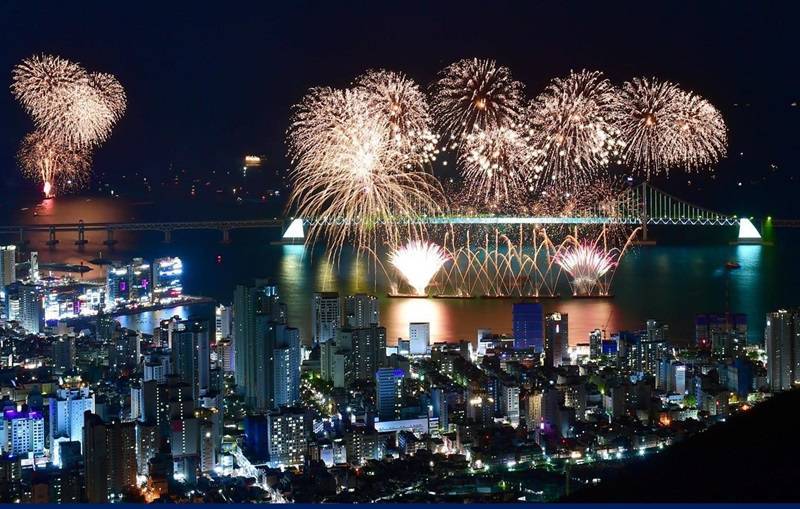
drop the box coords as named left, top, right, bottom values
left=0, top=409, right=45, bottom=456
left=312, top=292, right=340, bottom=344
left=215, top=304, right=232, bottom=341
left=409, top=322, right=430, bottom=356
left=267, top=408, right=306, bottom=468
left=49, top=387, right=95, bottom=464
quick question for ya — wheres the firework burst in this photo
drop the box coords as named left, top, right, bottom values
left=11, top=54, right=126, bottom=148
left=389, top=240, right=450, bottom=296
left=354, top=70, right=439, bottom=166
left=287, top=86, right=444, bottom=253
left=554, top=244, right=616, bottom=296
left=528, top=70, right=624, bottom=192
left=431, top=58, right=525, bottom=145
left=614, top=77, right=726, bottom=176
left=17, top=131, right=92, bottom=197
left=459, top=125, right=532, bottom=209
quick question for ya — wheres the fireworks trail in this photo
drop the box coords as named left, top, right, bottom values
left=355, top=70, right=440, bottom=167
left=287, top=86, right=444, bottom=255
left=551, top=225, right=640, bottom=296
left=11, top=54, right=127, bottom=148
left=528, top=70, right=624, bottom=192
left=389, top=240, right=450, bottom=296
left=614, top=77, right=726, bottom=176
left=17, top=131, right=92, bottom=197
left=459, top=125, right=532, bottom=210
left=431, top=58, right=525, bottom=146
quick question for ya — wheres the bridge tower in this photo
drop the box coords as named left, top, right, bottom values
left=640, top=181, right=649, bottom=242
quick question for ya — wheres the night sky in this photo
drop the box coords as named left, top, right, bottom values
left=1, top=2, right=798, bottom=215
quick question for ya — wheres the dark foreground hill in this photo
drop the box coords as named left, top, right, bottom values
left=566, top=390, right=800, bottom=502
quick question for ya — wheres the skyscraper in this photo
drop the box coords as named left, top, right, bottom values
left=273, top=325, right=301, bottom=408
left=171, top=319, right=211, bottom=400
left=350, top=325, right=387, bottom=382
left=344, top=293, right=379, bottom=328
left=589, top=329, right=603, bottom=359
left=233, top=283, right=286, bottom=407
left=52, top=336, right=76, bottom=375
left=513, top=302, right=544, bottom=351
left=375, top=367, right=404, bottom=421
left=83, top=413, right=137, bottom=503
left=544, top=312, right=569, bottom=367
left=765, top=309, right=800, bottom=392
left=312, top=292, right=340, bottom=344
left=0, top=409, right=45, bottom=456
left=409, top=322, right=430, bottom=356
left=152, top=257, right=182, bottom=301
left=0, top=246, right=16, bottom=293
left=19, top=283, right=43, bottom=333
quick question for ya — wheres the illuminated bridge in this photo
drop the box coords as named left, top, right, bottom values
left=0, top=184, right=774, bottom=247
left=286, top=183, right=764, bottom=244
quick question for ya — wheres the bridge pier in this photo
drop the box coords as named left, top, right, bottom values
left=16, top=228, right=29, bottom=248
left=75, top=221, right=88, bottom=247
left=162, top=230, right=172, bottom=243
left=102, top=228, right=118, bottom=247
left=221, top=228, right=231, bottom=244
left=46, top=226, right=59, bottom=247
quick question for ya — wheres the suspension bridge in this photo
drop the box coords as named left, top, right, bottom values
left=0, top=183, right=777, bottom=247
left=284, top=183, right=765, bottom=244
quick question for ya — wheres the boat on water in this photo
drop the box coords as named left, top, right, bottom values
left=725, top=261, right=741, bottom=270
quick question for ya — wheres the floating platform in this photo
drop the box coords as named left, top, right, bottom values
left=480, top=294, right=561, bottom=300
left=387, top=293, right=429, bottom=299
left=39, top=263, right=92, bottom=274
left=269, top=238, right=304, bottom=246
left=570, top=294, right=615, bottom=299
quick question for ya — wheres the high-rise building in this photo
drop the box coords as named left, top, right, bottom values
left=0, top=409, right=45, bottom=456
left=128, top=258, right=152, bottom=304
left=233, top=283, right=285, bottom=407
left=83, top=413, right=137, bottom=503
left=312, top=292, right=340, bottom=344
left=267, top=407, right=307, bottom=469
left=320, top=339, right=349, bottom=388
left=513, top=302, right=544, bottom=351
left=409, top=322, right=430, bottom=356
left=0, top=246, right=16, bottom=292
left=106, top=263, right=130, bottom=308
left=765, top=309, right=800, bottom=392
left=344, top=294, right=379, bottom=328
left=216, top=338, right=234, bottom=373
left=589, top=329, right=603, bottom=359
left=29, top=251, right=39, bottom=282
left=375, top=367, right=404, bottom=421
left=215, top=304, right=232, bottom=341
left=171, top=319, right=211, bottom=400
left=152, top=257, right=183, bottom=301
left=108, top=328, right=140, bottom=372
left=49, top=387, right=95, bottom=466
left=544, top=312, right=569, bottom=367
left=500, top=383, right=520, bottom=426
left=19, top=283, right=44, bottom=333
left=51, top=335, right=76, bottom=374
left=350, top=325, right=387, bottom=382
left=273, top=325, right=301, bottom=408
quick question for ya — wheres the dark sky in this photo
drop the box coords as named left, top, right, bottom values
left=1, top=1, right=798, bottom=214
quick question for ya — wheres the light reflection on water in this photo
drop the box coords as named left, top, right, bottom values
left=5, top=196, right=799, bottom=347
